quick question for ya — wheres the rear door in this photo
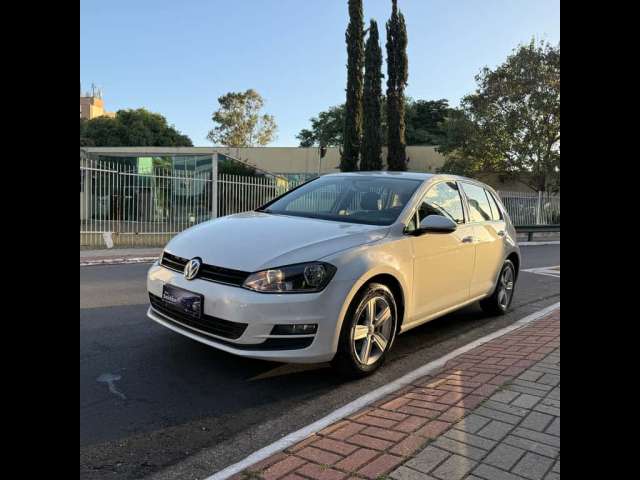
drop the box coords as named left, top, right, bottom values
left=409, top=181, right=476, bottom=320
left=460, top=182, right=506, bottom=297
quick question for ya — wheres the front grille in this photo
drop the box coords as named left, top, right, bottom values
left=149, top=293, right=247, bottom=340
left=198, top=264, right=250, bottom=286
left=161, top=251, right=188, bottom=271
left=161, top=252, right=249, bottom=287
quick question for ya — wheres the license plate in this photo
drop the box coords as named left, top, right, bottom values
left=162, top=284, right=203, bottom=319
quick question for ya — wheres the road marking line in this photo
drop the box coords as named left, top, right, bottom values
left=523, top=265, right=560, bottom=277
left=205, top=301, right=560, bottom=480
left=526, top=271, right=560, bottom=278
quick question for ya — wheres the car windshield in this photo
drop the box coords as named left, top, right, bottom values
left=258, top=176, right=423, bottom=226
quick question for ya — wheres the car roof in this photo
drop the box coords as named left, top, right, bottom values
left=323, top=171, right=481, bottom=184
left=324, top=171, right=433, bottom=180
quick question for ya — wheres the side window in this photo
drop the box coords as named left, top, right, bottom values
left=418, top=182, right=465, bottom=226
left=461, top=183, right=493, bottom=222
left=485, top=190, right=503, bottom=221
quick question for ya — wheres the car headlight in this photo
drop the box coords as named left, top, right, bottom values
left=243, top=262, right=336, bottom=293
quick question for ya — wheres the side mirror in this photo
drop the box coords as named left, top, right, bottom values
left=409, top=215, right=457, bottom=235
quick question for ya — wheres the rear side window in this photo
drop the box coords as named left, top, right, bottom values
left=461, top=183, right=492, bottom=222
left=485, top=190, right=503, bottom=221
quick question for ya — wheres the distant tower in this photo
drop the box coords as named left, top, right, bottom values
left=80, top=82, right=114, bottom=119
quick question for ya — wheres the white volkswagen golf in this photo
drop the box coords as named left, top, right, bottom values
left=147, top=172, right=519, bottom=376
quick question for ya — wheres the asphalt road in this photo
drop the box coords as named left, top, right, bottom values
left=80, top=244, right=559, bottom=480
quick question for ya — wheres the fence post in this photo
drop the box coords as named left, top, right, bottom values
left=536, top=190, right=543, bottom=225
left=211, top=154, right=218, bottom=219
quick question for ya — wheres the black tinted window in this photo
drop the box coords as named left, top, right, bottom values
left=461, top=182, right=493, bottom=222
left=261, top=176, right=422, bottom=226
left=418, top=182, right=465, bottom=225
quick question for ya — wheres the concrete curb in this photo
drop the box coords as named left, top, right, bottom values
left=80, top=256, right=158, bottom=267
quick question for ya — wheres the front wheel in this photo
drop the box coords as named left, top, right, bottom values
left=331, top=283, right=398, bottom=378
left=480, top=259, right=516, bottom=315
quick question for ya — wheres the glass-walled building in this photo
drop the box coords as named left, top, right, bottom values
left=80, top=148, right=289, bottom=249
left=80, top=146, right=289, bottom=177
left=84, top=151, right=219, bottom=175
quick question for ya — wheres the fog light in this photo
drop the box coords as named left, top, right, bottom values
left=271, top=324, right=318, bottom=335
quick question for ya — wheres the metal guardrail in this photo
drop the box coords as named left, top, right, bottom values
left=497, top=191, right=560, bottom=226
left=516, top=224, right=560, bottom=241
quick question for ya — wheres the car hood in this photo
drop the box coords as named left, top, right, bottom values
left=164, top=211, right=390, bottom=272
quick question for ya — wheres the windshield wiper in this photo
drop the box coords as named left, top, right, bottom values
left=257, top=208, right=283, bottom=215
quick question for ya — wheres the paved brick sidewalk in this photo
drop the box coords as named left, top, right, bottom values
left=232, top=308, right=559, bottom=480
left=389, top=348, right=560, bottom=480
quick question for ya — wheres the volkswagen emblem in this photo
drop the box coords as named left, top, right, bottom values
left=184, top=258, right=202, bottom=280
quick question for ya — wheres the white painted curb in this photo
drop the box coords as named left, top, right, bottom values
left=80, top=256, right=158, bottom=266
left=205, top=301, right=560, bottom=480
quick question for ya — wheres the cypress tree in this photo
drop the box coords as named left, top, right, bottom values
left=340, top=0, right=364, bottom=172
left=386, top=0, right=409, bottom=171
left=361, top=19, right=383, bottom=171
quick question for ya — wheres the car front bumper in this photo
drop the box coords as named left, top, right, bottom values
left=146, top=263, right=351, bottom=363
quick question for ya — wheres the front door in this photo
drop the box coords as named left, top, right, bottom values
left=410, top=181, right=476, bottom=321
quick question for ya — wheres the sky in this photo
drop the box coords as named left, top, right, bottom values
left=80, top=0, right=560, bottom=147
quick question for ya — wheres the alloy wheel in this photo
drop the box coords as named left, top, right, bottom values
left=497, top=265, right=515, bottom=309
left=352, top=295, right=394, bottom=366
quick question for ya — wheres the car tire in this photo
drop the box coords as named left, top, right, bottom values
left=480, top=259, right=516, bottom=316
left=331, top=282, right=398, bottom=378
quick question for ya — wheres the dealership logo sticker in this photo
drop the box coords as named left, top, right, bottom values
left=184, top=258, right=202, bottom=280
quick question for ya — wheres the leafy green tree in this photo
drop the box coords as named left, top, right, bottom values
left=405, top=99, right=453, bottom=146
left=80, top=109, right=192, bottom=146
left=80, top=118, right=95, bottom=146
left=298, top=98, right=453, bottom=148
left=341, top=0, right=364, bottom=172
left=296, top=105, right=345, bottom=147
left=385, top=0, right=408, bottom=171
left=438, top=41, right=560, bottom=192
left=218, top=157, right=259, bottom=176
left=361, top=19, right=384, bottom=171
left=207, top=89, right=277, bottom=147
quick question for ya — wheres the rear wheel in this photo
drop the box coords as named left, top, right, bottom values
left=480, top=260, right=516, bottom=315
left=331, top=283, right=398, bottom=378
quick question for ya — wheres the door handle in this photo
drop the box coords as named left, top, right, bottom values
left=497, top=230, right=505, bottom=237
left=462, top=236, right=474, bottom=243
